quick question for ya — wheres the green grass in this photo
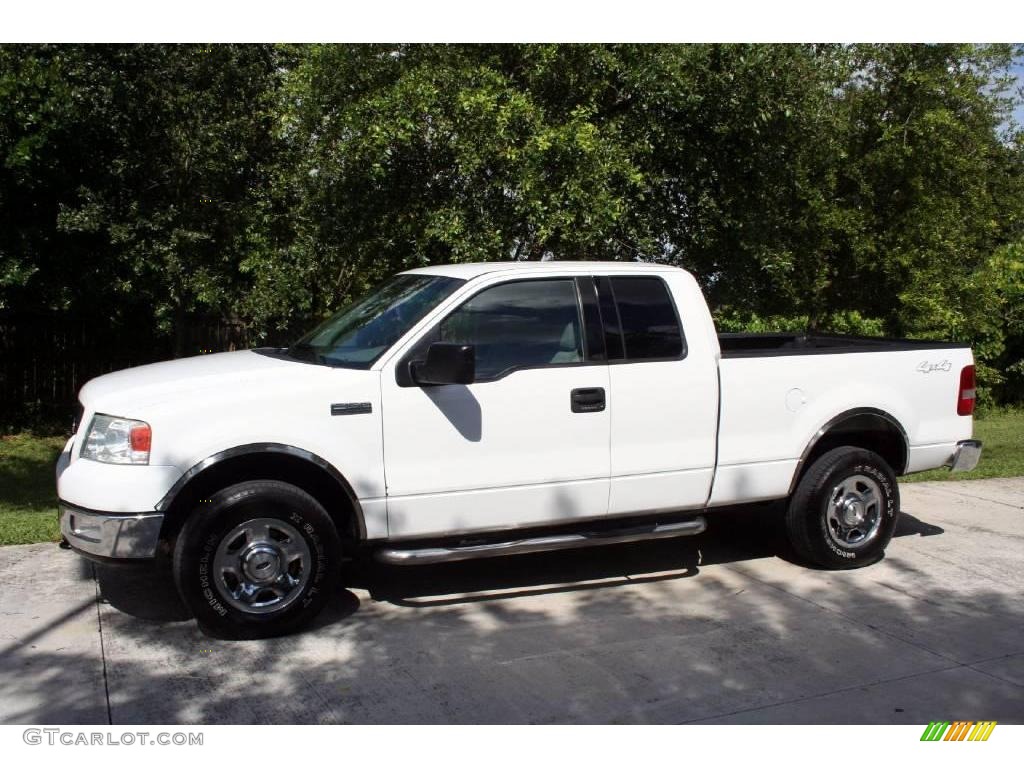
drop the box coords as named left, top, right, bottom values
left=0, top=433, right=67, bottom=545
left=0, top=409, right=1021, bottom=545
left=901, top=408, right=1024, bottom=483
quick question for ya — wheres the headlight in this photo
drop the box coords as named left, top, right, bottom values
left=80, top=414, right=151, bottom=465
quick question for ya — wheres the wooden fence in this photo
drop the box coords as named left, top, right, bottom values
left=0, top=313, right=268, bottom=428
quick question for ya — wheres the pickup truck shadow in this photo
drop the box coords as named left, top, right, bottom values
left=354, top=506, right=946, bottom=607
left=20, top=506, right=1005, bottom=726
left=94, top=505, right=945, bottom=627
left=93, top=504, right=788, bottom=624
left=95, top=562, right=362, bottom=626
left=95, top=562, right=193, bottom=622
left=353, top=503, right=793, bottom=608
left=894, top=512, right=945, bottom=538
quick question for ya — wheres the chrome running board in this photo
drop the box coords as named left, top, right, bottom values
left=375, top=516, right=707, bottom=566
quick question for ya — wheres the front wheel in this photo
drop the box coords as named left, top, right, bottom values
left=173, top=480, right=342, bottom=639
left=785, top=446, right=900, bottom=569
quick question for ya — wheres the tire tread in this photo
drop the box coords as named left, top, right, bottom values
left=786, top=446, right=898, bottom=569
left=172, top=479, right=341, bottom=639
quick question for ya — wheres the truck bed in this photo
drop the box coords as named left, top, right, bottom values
left=710, top=335, right=975, bottom=508
left=718, top=332, right=969, bottom=358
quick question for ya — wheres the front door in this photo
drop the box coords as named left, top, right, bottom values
left=380, top=277, right=611, bottom=539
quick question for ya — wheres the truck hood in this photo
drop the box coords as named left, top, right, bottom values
left=78, top=349, right=333, bottom=414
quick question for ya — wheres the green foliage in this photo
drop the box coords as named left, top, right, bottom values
left=0, top=433, right=66, bottom=545
left=977, top=240, right=1024, bottom=402
left=900, top=408, right=1024, bottom=482
left=2, top=43, right=1024, bottom=402
left=0, top=44, right=283, bottom=348
left=715, top=310, right=888, bottom=337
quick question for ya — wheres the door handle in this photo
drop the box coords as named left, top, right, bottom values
left=571, top=387, right=606, bottom=413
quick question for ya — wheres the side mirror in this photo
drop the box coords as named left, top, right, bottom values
left=411, top=342, right=475, bottom=386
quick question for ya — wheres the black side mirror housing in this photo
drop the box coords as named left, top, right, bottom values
left=411, top=342, right=475, bottom=386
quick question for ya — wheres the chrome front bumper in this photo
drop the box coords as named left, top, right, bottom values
left=59, top=501, right=163, bottom=560
left=948, top=439, right=983, bottom=473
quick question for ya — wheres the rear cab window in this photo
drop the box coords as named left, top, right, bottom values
left=595, top=275, right=686, bottom=362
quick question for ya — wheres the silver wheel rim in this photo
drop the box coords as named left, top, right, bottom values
left=212, top=517, right=312, bottom=615
left=826, top=474, right=884, bottom=550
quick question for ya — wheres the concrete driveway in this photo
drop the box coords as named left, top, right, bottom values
left=1, top=478, right=1022, bottom=724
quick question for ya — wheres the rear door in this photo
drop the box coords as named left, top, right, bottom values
left=594, top=273, right=719, bottom=515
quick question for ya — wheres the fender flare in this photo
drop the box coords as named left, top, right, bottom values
left=155, top=442, right=367, bottom=540
left=788, top=407, right=909, bottom=495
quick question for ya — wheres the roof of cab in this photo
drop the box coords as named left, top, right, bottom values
left=400, top=260, right=685, bottom=280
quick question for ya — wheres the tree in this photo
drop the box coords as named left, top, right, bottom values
left=2, top=43, right=1023, bottom=417
left=0, top=44, right=283, bottom=352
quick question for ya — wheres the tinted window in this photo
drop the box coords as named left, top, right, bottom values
left=440, top=279, right=583, bottom=379
left=609, top=277, right=684, bottom=360
left=595, top=276, right=625, bottom=361
left=577, top=277, right=606, bottom=361
left=292, top=275, right=463, bottom=368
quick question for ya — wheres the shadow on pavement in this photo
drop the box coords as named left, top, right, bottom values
left=894, top=512, right=945, bottom=538
left=95, top=563, right=192, bottom=623
left=94, top=503, right=790, bottom=621
left=356, top=503, right=786, bottom=606
left=93, top=504, right=948, bottom=622
left=6, top=502, right=1021, bottom=726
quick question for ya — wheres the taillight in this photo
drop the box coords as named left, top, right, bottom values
left=957, top=365, right=976, bottom=416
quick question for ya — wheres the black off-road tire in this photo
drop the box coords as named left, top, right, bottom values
left=173, top=480, right=342, bottom=639
left=786, top=446, right=900, bottom=569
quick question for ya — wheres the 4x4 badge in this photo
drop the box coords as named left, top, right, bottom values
left=917, top=360, right=952, bottom=374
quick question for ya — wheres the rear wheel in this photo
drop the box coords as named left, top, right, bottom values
left=173, top=480, right=341, bottom=639
left=785, top=447, right=899, bottom=569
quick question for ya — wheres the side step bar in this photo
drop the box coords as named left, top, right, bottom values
left=375, top=516, right=707, bottom=566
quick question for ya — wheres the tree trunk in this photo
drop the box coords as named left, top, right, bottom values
left=173, top=303, right=188, bottom=358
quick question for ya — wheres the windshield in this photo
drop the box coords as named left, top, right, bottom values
left=290, top=274, right=464, bottom=368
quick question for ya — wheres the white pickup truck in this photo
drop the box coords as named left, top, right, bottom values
left=57, top=262, right=981, bottom=638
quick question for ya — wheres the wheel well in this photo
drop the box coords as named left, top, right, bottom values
left=795, top=411, right=908, bottom=492
left=158, top=451, right=363, bottom=545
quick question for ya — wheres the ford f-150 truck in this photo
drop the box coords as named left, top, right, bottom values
left=57, top=262, right=982, bottom=638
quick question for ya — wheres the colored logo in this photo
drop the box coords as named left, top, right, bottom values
left=920, top=721, right=997, bottom=741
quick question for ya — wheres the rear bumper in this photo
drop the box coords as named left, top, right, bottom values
left=948, top=439, right=983, bottom=472
left=59, top=501, right=163, bottom=561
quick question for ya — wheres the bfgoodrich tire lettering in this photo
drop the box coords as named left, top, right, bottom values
left=785, top=447, right=900, bottom=569
left=173, top=480, right=341, bottom=639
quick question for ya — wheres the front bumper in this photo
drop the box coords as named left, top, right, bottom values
left=948, top=439, right=983, bottom=472
left=59, top=501, right=163, bottom=561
